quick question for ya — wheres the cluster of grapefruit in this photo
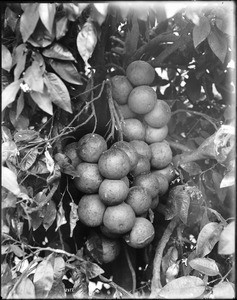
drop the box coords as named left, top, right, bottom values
left=63, top=61, right=176, bottom=264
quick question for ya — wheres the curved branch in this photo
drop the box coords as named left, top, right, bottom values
left=150, top=217, right=179, bottom=298
left=124, top=245, right=136, bottom=294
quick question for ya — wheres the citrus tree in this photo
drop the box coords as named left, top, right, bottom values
left=1, top=2, right=235, bottom=299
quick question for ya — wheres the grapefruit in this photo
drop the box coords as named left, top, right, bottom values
left=126, top=60, right=155, bottom=86
left=99, top=179, right=129, bottom=206
left=128, top=85, right=156, bottom=114
left=63, top=142, right=81, bottom=168
left=111, top=75, right=133, bottom=105
left=117, top=104, right=137, bottom=119
left=144, top=125, right=168, bottom=144
left=129, top=140, right=152, bottom=160
left=133, top=172, right=159, bottom=198
left=111, top=141, right=139, bottom=170
left=150, top=141, right=173, bottom=169
left=130, top=155, right=151, bottom=177
left=144, top=99, right=171, bottom=128
left=101, top=236, right=121, bottom=263
left=122, top=118, right=146, bottom=141
left=125, top=186, right=152, bottom=215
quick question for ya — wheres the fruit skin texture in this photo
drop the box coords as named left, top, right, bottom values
left=152, top=163, right=176, bottom=183
left=144, top=99, right=171, bottom=128
left=63, top=142, right=82, bottom=167
left=133, top=172, right=159, bottom=198
left=77, top=133, right=107, bottom=163
left=112, top=141, right=139, bottom=170
left=74, top=163, right=103, bottom=193
left=130, top=155, right=151, bottom=177
left=99, top=179, right=129, bottom=206
left=117, top=104, right=137, bottom=119
left=101, top=236, right=121, bottom=263
left=151, top=171, right=169, bottom=196
left=103, top=202, right=136, bottom=234
left=98, top=148, right=131, bottom=179
left=78, top=194, right=106, bottom=227
left=125, top=186, right=152, bottom=215
left=111, top=75, right=133, bottom=105
left=150, top=141, right=173, bottom=169
left=126, top=60, right=155, bottom=86
left=124, top=217, right=155, bottom=248
left=128, top=85, right=156, bottom=115
left=129, top=140, right=152, bottom=160
left=122, top=118, right=146, bottom=141
left=145, top=125, right=168, bottom=144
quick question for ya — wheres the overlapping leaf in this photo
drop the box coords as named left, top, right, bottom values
left=207, top=27, right=228, bottom=63
left=20, top=3, right=39, bottom=42
left=2, top=80, right=21, bottom=111
left=2, top=166, right=21, bottom=196
left=189, top=257, right=220, bottom=276
left=193, top=16, right=211, bottom=48
left=2, top=45, right=12, bottom=72
left=38, top=3, right=56, bottom=35
left=33, top=259, right=54, bottom=298
left=42, top=43, right=75, bottom=61
left=23, top=61, right=44, bottom=93
left=218, top=221, right=235, bottom=255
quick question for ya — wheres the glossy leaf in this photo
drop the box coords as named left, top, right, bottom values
left=158, top=276, right=205, bottom=299
left=69, top=202, right=79, bottom=237
left=16, top=91, right=25, bottom=119
left=63, top=3, right=84, bottom=21
left=55, top=201, right=67, bottom=231
left=125, top=15, right=139, bottom=57
left=180, top=162, right=202, bottom=176
left=10, top=244, right=24, bottom=257
left=207, top=28, right=228, bottom=63
left=91, top=3, right=109, bottom=25
left=193, top=16, right=211, bottom=48
left=20, top=148, right=38, bottom=171
left=2, top=141, right=18, bottom=164
left=53, top=257, right=65, bottom=282
left=2, top=191, right=17, bottom=208
left=14, top=129, right=39, bottom=143
left=23, top=61, right=44, bottom=93
left=196, top=222, right=224, bottom=257
left=43, top=200, right=57, bottom=231
left=9, top=110, right=29, bottom=131
left=4, top=6, right=18, bottom=32
left=30, top=90, right=53, bottom=115
left=212, top=170, right=228, bottom=203
left=166, top=262, right=179, bottom=283
left=38, top=3, right=56, bottom=34
left=34, top=259, right=54, bottom=298
left=14, top=277, right=35, bottom=299
left=212, top=281, right=235, bottom=299
left=28, top=20, right=55, bottom=48
left=2, top=45, right=12, bottom=72
left=12, top=44, right=28, bottom=80
left=20, top=3, right=39, bottom=42
left=189, top=257, right=220, bottom=276
left=81, top=261, right=104, bottom=279
left=45, top=150, right=55, bottom=174
left=49, top=59, right=83, bottom=85
left=77, top=21, right=97, bottom=74
left=44, top=72, right=72, bottom=113
left=42, top=43, right=75, bottom=61
left=1, top=166, right=21, bottom=196
left=220, top=168, right=235, bottom=188
left=48, top=281, right=66, bottom=298
left=2, top=79, right=21, bottom=111
left=54, top=153, right=79, bottom=177
left=218, top=221, right=235, bottom=255
left=56, top=16, right=69, bottom=40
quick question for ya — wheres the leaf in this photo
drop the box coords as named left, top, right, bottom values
left=193, top=16, right=211, bottom=48
left=10, top=244, right=24, bottom=257
left=85, top=232, right=103, bottom=264
left=14, top=129, right=39, bottom=143
left=212, top=170, right=228, bottom=203
left=180, top=162, right=202, bottom=176
left=189, top=258, right=220, bottom=276
left=53, top=257, right=65, bottom=282
left=220, top=168, right=235, bottom=188
left=44, top=72, right=72, bottom=113
left=20, top=148, right=38, bottom=171
left=77, top=20, right=97, bottom=74
left=55, top=201, right=67, bottom=231
left=38, top=3, right=56, bottom=35
left=207, top=28, right=228, bottom=63
left=30, top=90, right=53, bottom=115
left=55, top=16, right=69, bottom=40
left=33, top=259, right=54, bottom=298
left=54, top=153, right=79, bottom=177
left=166, top=262, right=179, bottom=283
left=43, top=200, right=57, bottom=231
left=20, top=3, right=39, bottom=42
left=47, top=164, right=61, bottom=186
left=125, top=15, right=139, bottom=57
left=2, top=45, right=12, bottom=72
left=44, top=150, right=55, bottom=174
left=218, top=221, right=235, bottom=255
left=185, top=72, right=201, bottom=103
left=158, top=276, right=205, bottom=299
left=42, top=43, right=76, bottom=61
left=16, top=91, right=25, bottom=119
left=196, top=222, right=224, bottom=257
left=14, top=277, right=35, bottom=299
left=12, top=44, right=28, bottom=80
left=5, top=6, right=18, bottom=32
left=2, top=141, right=18, bottom=164
left=91, top=3, right=109, bottom=25
left=212, top=281, right=235, bottom=299
left=23, top=61, right=44, bottom=93
left=80, top=261, right=104, bottom=279
left=1, top=166, right=21, bottom=196
left=162, top=246, right=179, bottom=274
left=2, top=79, right=21, bottom=111
left=49, top=59, right=83, bottom=85
left=9, top=109, right=29, bottom=131
left=69, top=202, right=79, bottom=237
left=2, top=191, right=17, bottom=208
left=48, top=281, right=66, bottom=298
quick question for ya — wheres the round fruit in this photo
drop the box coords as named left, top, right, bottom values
left=151, top=171, right=169, bottom=196
left=112, top=141, right=139, bottom=170
left=130, top=155, right=150, bottom=177
left=125, top=186, right=152, bottom=215
left=122, top=118, right=146, bottom=141
left=63, top=142, right=81, bottom=167
left=77, top=133, right=107, bottom=163
left=152, top=163, right=176, bottom=183
left=150, top=141, right=173, bottom=169
left=111, top=75, right=133, bottom=105
left=124, top=217, right=155, bottom=248
left=103, top=202, right=136, bottom=234
left=144, top=99, right=171, bottom=128
left=100, top=224, right=121, bottom=239
left=98, top=148, right=131, bottom=179
left=121, top=176, right=130, bottom=187
left=129, top=140, right=152, bottom=160
left=133, top=173, right=159, bottom=198
left=128, top=85, right=156, bottom=115
left=144, top=125, right=168, bottom=144
left=101, top=236, right=121, bottom=263
left=99, top=179, right=129, bottom=206
left=78, top=194, right=106, bottom=227
left=126, top=60, right=155, bottom=86
left=74, top=163, right=103, bottom=193
left=150, top=195, right=159, bottom=210
left=117, top=104, right=137, bottom=119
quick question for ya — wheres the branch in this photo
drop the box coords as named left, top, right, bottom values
left=124, top=245, right=136, bottom=294
left=150, top=217, right=179, bottom=298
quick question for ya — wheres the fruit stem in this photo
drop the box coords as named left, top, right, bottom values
left=150, top=216, right=179, bottom=298
left=124, top=244, right=136, bottom=294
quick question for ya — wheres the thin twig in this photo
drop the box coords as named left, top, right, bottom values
left=124, top=245, right=136, bottom=294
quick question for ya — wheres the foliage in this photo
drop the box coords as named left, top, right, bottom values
left=1, top=2, right=235, bottom=299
